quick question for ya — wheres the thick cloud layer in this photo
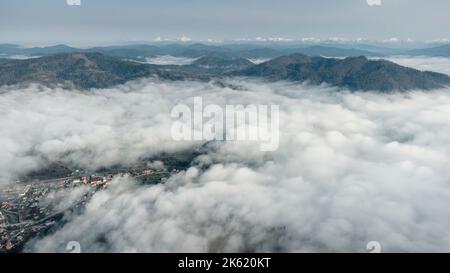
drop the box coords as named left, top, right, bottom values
left=2, top=58, right=450, bottom=252
left=248, top=58, right=272, bottom=64
left=144, top=55, right=197, bottom=65
left=387, top=56, right=450, bottom=76
left=0, top=80, right=204, bottom=185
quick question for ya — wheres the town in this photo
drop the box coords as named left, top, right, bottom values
left=0, top=163, right=180, bottom=253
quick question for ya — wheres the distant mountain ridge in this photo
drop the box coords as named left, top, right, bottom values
left=0, top=43, right=384, bottom=60
left=237, top=53, right=450, bottom=91
left=0, top=52, right=206, bottom=89
left=2, top=43, right=450, bottom=60
left=286, top=45, right=380, bottom=57
left=406, top=44, right=450, bottom=57
left=1, top=52, right=449, bottom=91
left=0, top=44, right=78, bottom=56
left=188, top=55, right=254, bottom=72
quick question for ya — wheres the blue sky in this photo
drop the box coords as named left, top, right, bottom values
left=1, top=0, right=449, bottom=46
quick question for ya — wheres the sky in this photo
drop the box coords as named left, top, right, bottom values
left=0, top=0, right=449, bottom=46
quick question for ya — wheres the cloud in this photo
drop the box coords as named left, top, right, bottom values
left=144, top=55, right=197, bottom=66
left=387, top=56, right=450, bottom=76
left=248, top=58, right=272, bottom=65
left=3, top=58, right=450, bottom=252
left=178, top=35, right=192, bottom=43
left=0, top=80, right=202, bottom=186
left=2, top=55, right=41, bottom=60
left=40, top=185, right=90, bottom=212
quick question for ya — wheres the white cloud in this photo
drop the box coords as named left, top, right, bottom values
left=144, top=55, right=197, bottom=66
left=386, top=56, right=450, bottom=76
left=0, top=80, right=202, bottom=186
left=179, top=35, right=192, bottom=43
left=2, top=58, right=450, bottom=252
left=2, top=55, right=41, bottom=60
left=248, top=58, right=272, bottom=64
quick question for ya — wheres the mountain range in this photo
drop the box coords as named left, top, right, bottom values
left=0, top=52, right=207, bottom=89
left=238, top=54, right=450, bottom=91
left=406, top=44, right=450, bottom=57
left=1, top=52, right=449, bottom=91
left=2, top=43, right=450, bottom=61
